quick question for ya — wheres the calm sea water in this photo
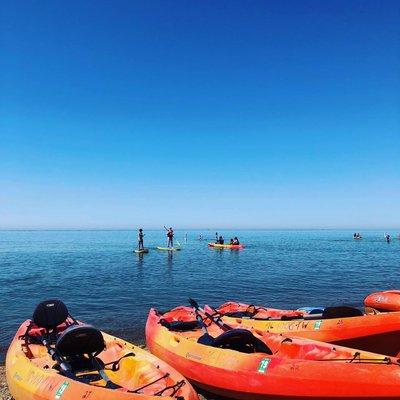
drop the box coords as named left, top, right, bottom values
left=1, top=229, right=399, bottom=362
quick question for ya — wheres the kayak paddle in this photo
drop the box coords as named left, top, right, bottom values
left=188, top=298, right=215, bottom=345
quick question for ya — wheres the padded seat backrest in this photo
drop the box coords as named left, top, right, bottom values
left=33, top=299, right=69, bottom=330
left=160, top=319, right=200, bottom=332
left=322, top=306, right=363, bottom=319
left=213, top=329, right=272, bottom=354
left=56, top=325, right=105, bottom=358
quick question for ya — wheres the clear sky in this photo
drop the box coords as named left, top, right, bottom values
left=1, top=0, right=399, bottom=229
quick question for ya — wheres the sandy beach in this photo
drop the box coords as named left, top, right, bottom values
left=0, top=366, right=11, bottom=400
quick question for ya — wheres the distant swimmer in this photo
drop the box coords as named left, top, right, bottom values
left=165, top=226, right=174, bottom=248
left=232, top=237, right=240, bottom=245
left=385, top=234, right=391, bottom=243
left=199, top=234, right=203, bottom=241
left=138, top=228, right=145, bottom=250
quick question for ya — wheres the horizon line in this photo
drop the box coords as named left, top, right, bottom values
left=0, top=227, right=399, bottom=232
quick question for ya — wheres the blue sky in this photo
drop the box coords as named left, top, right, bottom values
left=1, top=0, right=399, bottom=229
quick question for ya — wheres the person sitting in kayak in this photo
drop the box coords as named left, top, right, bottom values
left=138, top=228, right=145, bottom=250
left=232, top=237, right=240, bottom=245
left=218, top=236, right=224, bottom=244
left=166, top=227, right=174, bottom=248
left=230, top=238, right=234, bottom=245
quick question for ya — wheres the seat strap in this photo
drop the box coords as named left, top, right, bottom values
left=129, top=373, right=169, bottom=393
left=103, top=352, right=136, bottom=371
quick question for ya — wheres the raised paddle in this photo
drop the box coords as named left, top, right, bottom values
left=188, top=298, right=232, bottom=332
left=188, top=298, right=215, bottom=345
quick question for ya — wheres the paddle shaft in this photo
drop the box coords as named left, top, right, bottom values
left=200, top=306, right=232, bottom=331
left=188, top=298, right=232, bottom=332
left=42, top=338, right=73, bottom=375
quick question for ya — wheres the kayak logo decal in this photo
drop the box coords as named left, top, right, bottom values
left=257, top=358, right=271, bottom=373
left=55, top=381, right=69, bottom=399
left=185, top=352, right=202, bottom=361
left=313, top=320, right=322, bottom=330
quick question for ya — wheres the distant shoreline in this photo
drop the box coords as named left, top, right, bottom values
left=0, top=228, right=399, bottom=232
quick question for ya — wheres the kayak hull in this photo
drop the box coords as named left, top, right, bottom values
left=146, top=308, right=400, bottom=399
left=6, top=320, right=197, bottom=400
left=208, top=302, right=400, bottom=357
left=208, top=243, right=244, bottom=249
left=364, top=290, right=400, bottom=312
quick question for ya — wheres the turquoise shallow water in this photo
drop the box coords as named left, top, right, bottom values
left=0, top=229, right=399, bottom=362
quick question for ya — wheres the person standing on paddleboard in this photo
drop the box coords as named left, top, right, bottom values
left=165, top=226, right=174, bottom=248
left=138, top=228, right=145, bottom=250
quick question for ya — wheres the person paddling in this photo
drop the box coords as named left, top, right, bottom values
left=232, top=237, right=240, bottom=245
left=165, top=226, right=174, bottom=248
left=138, top=228, right=145, bottom=250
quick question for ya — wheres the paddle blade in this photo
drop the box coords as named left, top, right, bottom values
left=188, top=298, right=200, bottom=309
left=197, top=333, right=215, bottom=346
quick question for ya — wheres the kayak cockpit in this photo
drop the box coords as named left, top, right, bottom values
left=20, top=300, right=188, bottom=397
left=160, top=317, right=272, bottom=354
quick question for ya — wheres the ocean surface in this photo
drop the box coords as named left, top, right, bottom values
left=1, top=229, right=399, bottom=363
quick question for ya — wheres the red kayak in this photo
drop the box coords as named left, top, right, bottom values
left=364, top=290, right=400, bottom=312
left=146, top=306, right=400, bottom=399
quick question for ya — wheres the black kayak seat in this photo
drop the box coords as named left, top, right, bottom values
left=33, top=299, right=69, bottom=331
left=321, top=306, right=363, bottom=319
left=211, top=329, right=272, bottom=355
left=160, top=319, right=200, bottom=332
left=56, top=325, right=105, bottom=358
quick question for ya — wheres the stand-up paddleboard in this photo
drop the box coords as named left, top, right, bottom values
left=157, top=247, right=181, bottom=251
left=134, top=248, right=149, bottom=254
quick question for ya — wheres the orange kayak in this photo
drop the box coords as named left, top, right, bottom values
left=6, top=300, right=197, bottom=400
left=364, top=290, right=400, bottom=312
left=206, top=302, right=400, bottom=357
left=146, top=307, right=400, bottom=399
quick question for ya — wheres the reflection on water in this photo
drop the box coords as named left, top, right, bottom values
left=1, top=229, right=399, bottom=362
